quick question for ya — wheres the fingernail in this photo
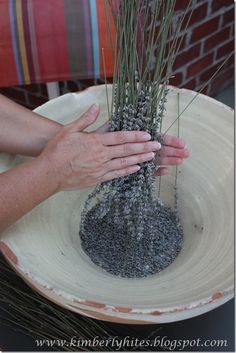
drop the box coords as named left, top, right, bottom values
left=142, top=132, right=151, bottom=140
left=90, top=103, right=99, bottom=113
left=151, top=142, right=161, bottom=150
left=150, top=152, right=155, bottom=158
left=135, top=165, right=141, bottom=171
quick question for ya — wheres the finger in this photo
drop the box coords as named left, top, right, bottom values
left=157, top=133, right=186, bottom=148
left=154, top=167, right=169, bottom=176
left=106, top=152, right=155, bottom=172
left=102, top=130, right=151, bottom=146
left=68, top=104, right=100, bottom=132
left=95, top=121, right=110, bottom=133
left=101, top=165, right=140, bottom=182
left=156, top=156, right=183, bottom=165
left=109, top=141, right=161, bottom=158
left=159, top=146, right=190, bottom=158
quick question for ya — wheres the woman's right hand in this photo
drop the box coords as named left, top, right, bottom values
left=39, top=104, right=161, bottom=191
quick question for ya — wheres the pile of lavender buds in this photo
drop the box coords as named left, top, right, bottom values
left=79, top=85, right=183, bottom=278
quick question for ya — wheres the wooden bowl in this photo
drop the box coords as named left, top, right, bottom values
left=0, top=85, right=234, bottom=324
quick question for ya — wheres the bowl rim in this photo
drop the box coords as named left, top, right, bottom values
left=0, top=84, right=234, bottom=322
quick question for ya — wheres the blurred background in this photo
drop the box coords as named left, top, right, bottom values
left=0, top=0, right=234, bottom=109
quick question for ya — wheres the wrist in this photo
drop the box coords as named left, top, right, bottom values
left=33, top=154, right=60, bottom=195
left=33, top=116, right=62, bottom=156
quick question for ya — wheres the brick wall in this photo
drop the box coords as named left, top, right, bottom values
left=170, top=0, right=234, bottom=95
left=0, top=0, right=234, bottom=109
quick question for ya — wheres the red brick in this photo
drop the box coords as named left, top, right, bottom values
left=199, top=59, right=224, bottom=83
left=210, top=67, right=234, bottom=95
left=230, top=23, right=234, bottom=37
left=27, top=92, right=48, bottom=108
left=187, top=53, right=214, bottom=77
left=181, top=77, right=196, bottom=90
left=196, top=84, right=208, bottom=95
left=212, top=0, right=233, bottom=12
left=190, top=16, right=220, bottom=43
left=182, top=3, right=208, bottom=28
left=153, top=25, right=161, bottom=43
left=167, top=34, right=187, bottom=54
left=223, top=8, right=234, bottom=25
left=0, top=87, right=26, bottom=102
left=216, top=39, right=234, bottom=59
left=227, top=53, right=234, bottom=66
left=174, top=0, right=192, bottom=11
left=155, top=25, right=186, bottom=53
left=169, top=72, right=183, bottom=86
left=174, top=43, right=201, bottom=70
left=204, top=27, right=231, bottom=52
left=160, top=62, right=168, bottom=79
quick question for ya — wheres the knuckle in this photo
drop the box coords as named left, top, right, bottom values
left=143, top=143, right=151, bottom=152
left=86, top=163, right=102, bottom=175
left=124, top=143, right=132, bottom=155
left=117, top=132, right=126, bottom=144
left=120, top=157, right=128, bottom=167
left=97, top=148, right=107, bottom=162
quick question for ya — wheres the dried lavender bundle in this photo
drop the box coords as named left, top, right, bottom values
left=79, top=0, right=194, bottom=278
left=80, top=85, right=183, bottom=278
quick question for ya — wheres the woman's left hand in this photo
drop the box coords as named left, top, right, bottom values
left=96, top=122, right=190, bottom=177
left=154, top=134, right=190, bottom=176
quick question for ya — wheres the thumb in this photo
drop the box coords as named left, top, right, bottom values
left=69, top=103, right=100, bottom=132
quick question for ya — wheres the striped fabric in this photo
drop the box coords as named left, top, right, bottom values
left=0, top=0, right=116, bottom=87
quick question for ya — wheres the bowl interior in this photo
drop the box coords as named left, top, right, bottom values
left=0, top=85, right=234, bottom=315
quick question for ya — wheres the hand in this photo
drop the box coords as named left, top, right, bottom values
left=154, top=134, right=190, bottom=176
left=96, top=122, right=190, bottom=177
left=40, top=104, right=161, bottom=191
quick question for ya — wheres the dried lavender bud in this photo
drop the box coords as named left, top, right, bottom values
left=80, top=199, right=183, bottom=278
